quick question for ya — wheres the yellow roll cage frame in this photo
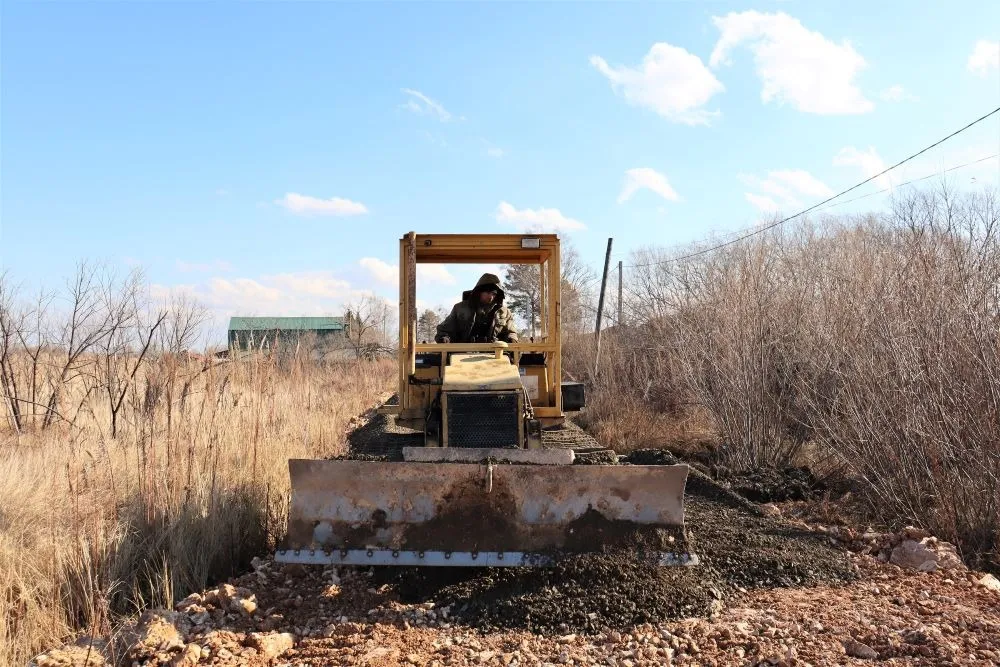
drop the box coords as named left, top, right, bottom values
left=392, top=232, right=564, bottom=422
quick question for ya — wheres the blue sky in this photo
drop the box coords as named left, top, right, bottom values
left=2, top=1, right=998, bottom=338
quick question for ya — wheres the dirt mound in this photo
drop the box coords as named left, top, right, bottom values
left=339, top=414, right=855, bottom=635
left=571, top=448, right=619, bottom=465
left=345, top=412, right=423, bottom=460
left=719, top=465, right=823, bottom=503
left=370, top=447, right=855, bottom=635
left=393, top=552, right=718, bottom=635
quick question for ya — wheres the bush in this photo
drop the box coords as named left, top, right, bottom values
left=615, top=186, right=999, bottom=567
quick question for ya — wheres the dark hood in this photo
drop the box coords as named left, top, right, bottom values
left=462, top=272, right=506, bottom=303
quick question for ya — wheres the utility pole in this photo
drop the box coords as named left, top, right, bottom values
left=617, top=260, right=623, bottom=327
left=594, top=238, right=613, bottom=373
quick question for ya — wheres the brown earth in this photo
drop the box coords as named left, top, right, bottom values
left=36, top=555, right=1000, bottom=666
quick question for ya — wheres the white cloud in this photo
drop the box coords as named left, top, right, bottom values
left=359, top=257, right=397, bottom=285
left=878, top=84, right=918, bottom=103
left=710, top=11, right=873, bottom=114
left=401, top=88, right=459, bottom=122
left=742, top=169, right=834, bottom=211
left=486, top=146, right=506, bottom=158
left=834, top=146, right=892, bottom=188
left=204, top=277, right=283, bottom=306
left=590, top=43, right=724, bottom=125
left=150, top=270, right=381, bottom=336
left=418, top=264, right=457, bottom=285
left=495, top=201, right=586, bottom=232
left=745, top=193, right=780, bottom=212
left=967, top=40, right=1000, bottom=77
left=275, top=192, right=368, bottom=217
left=618, top=168, right=680, bottom=204
left=215, top=188, right=230, bottom=196
left=359, top=258, right=456, bottom=286
left=266, top=272, right=353, bottom=299
left=767, top=169, right=834, bottom=199
left=176, top=259, right=233, bottom=273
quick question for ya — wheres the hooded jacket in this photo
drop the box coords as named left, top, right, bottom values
left=435, top=273, right=519, bottom=343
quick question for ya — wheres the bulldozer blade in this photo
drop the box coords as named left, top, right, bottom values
left=278, top=459, right=693, bottom=567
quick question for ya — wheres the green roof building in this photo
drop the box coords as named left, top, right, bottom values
left=228, top=316, right=350, bottom=350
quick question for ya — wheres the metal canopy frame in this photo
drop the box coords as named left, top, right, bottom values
left=397, top=232, right=563, bottom=420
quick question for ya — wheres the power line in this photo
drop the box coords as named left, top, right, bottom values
left=811, top=153, right=997, bottom=213
left=626, top=106, right=1000, bottom=269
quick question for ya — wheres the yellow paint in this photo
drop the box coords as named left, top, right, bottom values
left=443, top=354, right=522, bottom=391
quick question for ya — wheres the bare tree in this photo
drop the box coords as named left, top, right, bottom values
left=344, top=294, right=395, bottom=359
left=0, top=272, right=26, bottom=431
left=14, top=288, right=56, bottom=428
left=157, top=292, right=209, bottom=355
left=94, top=271, right=169, bottom=438
left=41, top=262, right=119, bottom=428
left=560, top=240, right=596, bottom=335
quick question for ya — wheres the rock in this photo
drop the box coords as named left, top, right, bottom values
left=236, top=597, right=258, bottom=615
left=360, top=647, right=400, bottom=662
left=978, top=574, right=1000, bottom=592
left=34, top=638, right=110, bottom=667
left=557, top=634, right=577, bottom=644
left=890, top=538, right=964, bottom=571
left=169, top=644, right=202, bottom=667
left=902, top=526, right=932, bottom=540
left=843, top=639, right=878, bottom=660
left=129, top=610, right=189, bottom=658
left=761, top=503, right=781, bottom=517
left=204, top=583, right=233, bottom=607
left=247, top=632, right=295, bottom=660
left=175, top=593, right=203, bottom=612
left=189, top=610, right=210, bottom=626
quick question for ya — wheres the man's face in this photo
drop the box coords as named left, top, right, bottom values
left=478, top=289, right=496, bottom=306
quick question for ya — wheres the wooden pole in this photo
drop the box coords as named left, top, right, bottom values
left=617, top=260, right=623, bottom=326
left=594, top=238, right=613, bottom=372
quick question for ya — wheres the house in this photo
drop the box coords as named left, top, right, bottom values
left=227, top=316, right=351, bottom=351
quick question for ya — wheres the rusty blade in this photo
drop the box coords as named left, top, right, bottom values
left=284, top=460, right=688, bottom=553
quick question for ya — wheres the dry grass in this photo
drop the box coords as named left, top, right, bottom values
left=564, top=332, right=716, bottom=455
left=599, top=186, right=1000, bottom=570
left=0, top=352, right=394, bottom=666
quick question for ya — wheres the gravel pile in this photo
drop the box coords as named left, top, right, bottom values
left=35, top=556, right=1000, bottom=666
left=339, top=414, right=858, bottom=635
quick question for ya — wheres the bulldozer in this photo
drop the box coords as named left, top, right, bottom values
left=276, top=233, right=693, bottom=567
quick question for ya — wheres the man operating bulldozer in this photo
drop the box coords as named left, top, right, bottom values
left=435, top=273, right=519, bottom=344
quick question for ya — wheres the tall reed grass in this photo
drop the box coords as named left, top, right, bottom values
left=0, top=350, right=393, bottom=666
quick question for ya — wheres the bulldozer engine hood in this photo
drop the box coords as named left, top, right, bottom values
left=461, top=273, right=506, bottom=303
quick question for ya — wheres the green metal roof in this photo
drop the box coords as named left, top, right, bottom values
left=228, top=316, right=346, bottom=332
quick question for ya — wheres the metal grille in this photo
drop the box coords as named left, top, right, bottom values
left=446, top=391, right=520, bottom=448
